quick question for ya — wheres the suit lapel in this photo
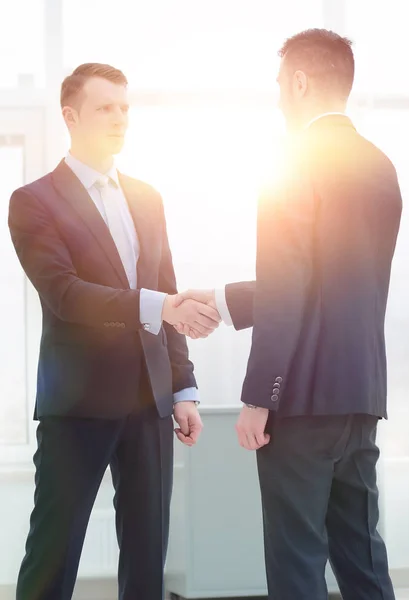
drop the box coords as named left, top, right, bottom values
left=52, top=160, right=129, bottom=289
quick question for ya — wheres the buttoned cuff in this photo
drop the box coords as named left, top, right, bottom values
left=173, top=387, right=200, bottom=403
left=139, top=289, right=167, bottom=335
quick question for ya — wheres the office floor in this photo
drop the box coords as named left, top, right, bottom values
left=165, top=593, right=409, bottom=600
left=165, top=592, right=409, bottom=600
left=331, top=593, right=409, bottom=600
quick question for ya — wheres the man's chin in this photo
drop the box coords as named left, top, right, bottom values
left=108, top=138, right=125, bottom=154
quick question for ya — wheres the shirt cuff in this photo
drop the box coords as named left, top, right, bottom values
left=173, top=387, right=200, bottom=403
left=139, top=288, right=167, bottom=335
left=214, top=287, right=233, bottom=326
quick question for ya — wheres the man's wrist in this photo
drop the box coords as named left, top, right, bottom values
left=161, top=294, right=172, bottom=324
left=139, top=289, right=167, bottom=335
left=214, top=287, right=233, bottom=326
left=173, top=387, right=200, bottom=404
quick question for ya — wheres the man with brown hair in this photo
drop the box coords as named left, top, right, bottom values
left=9, top=63, right=219, bottom=600
left=178, top=29, right=400, bottom=599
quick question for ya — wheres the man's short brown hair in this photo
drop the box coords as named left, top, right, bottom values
left=279, top=29, right=354, bottom=101
left=60, top=63, right=128, bottom=109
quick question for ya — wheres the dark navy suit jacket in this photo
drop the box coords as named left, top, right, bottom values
left=225, top=115, right=402, bottom=418
left=8, top=161, right=196, bottom=419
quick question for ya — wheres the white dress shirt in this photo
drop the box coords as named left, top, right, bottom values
left=65, top=153, right=198, bottom=403
left=214, top=113, right=346, bottom=325
left=304, top=111, right=346, bottom=130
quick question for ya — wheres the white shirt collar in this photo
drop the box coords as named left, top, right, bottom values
left=304, top=112, right=346, bottom=130
left=65, top=152, right=119, bottom=189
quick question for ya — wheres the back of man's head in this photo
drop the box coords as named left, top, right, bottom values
left=279, top=29, right=354, bottom=102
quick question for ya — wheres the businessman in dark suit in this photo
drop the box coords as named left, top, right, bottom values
left=8, top=63, right=220, bottom=600
left=177, top=30, right=401, bottom=599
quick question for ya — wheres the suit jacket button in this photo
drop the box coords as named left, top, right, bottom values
left=275, top=377, right=283, bottom=384
left=115, top=322, right=120, bottom=327
left=271, top=395, right=279, bottom=402
left=120, top=323, right=125, bottom=328
left=143, top=323, right=150, bottom=331
left=104, top=322, right=109, bottom=327
left=273, top=383, right=280, bottom=391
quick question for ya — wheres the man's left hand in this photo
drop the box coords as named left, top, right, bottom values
left=174, top=401, right=203, bottom=446
left=236, top=405, right=270, bottom=450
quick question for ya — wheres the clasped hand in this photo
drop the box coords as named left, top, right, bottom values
left=162, top=289, right=219, bottom=338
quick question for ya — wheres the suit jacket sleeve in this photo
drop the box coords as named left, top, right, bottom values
left=8, top=188, right=143, bottom=331
left=240, top=160, right=316, bottom=408
left=157, top=198, right=197, bottom=393
left=225, top=281, right=255, bottom=330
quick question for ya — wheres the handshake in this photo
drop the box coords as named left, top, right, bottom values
left=162, top=289, right=220, bottom=339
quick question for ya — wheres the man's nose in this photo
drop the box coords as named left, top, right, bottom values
left=112, top=106, right=127, bottom=125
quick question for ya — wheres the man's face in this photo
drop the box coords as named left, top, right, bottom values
left=277, top=55, right=307, bottom=132
left=67, top=77, right=129, bottom=157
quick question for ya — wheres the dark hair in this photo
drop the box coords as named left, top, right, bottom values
left=278, top=29, right=354, bottom=100
left=60, top=63, right=128, bottom=108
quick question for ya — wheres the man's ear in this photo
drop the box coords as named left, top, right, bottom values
left=62, top=106, right=78, bottom=130
left=293, top=70, right=308, bottom=97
